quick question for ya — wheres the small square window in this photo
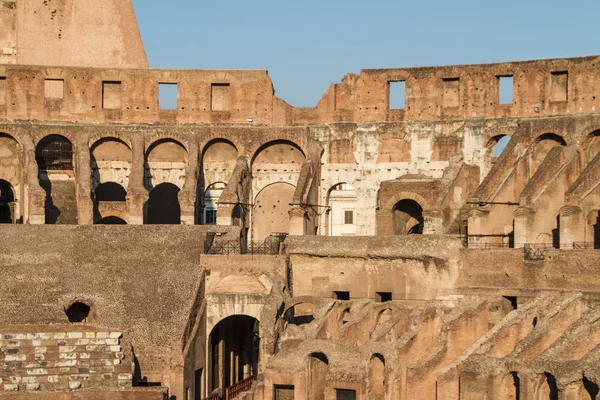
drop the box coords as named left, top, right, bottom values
left=211, top=83, right=231, bottom=111
left=45, top=79, right=64, bottom=99
left=344, top=210, right=354, bottom=225
left=333, top=291, right=350, bottom=301
left=376, top=292, right=392, bottom=302
left=442, top=77, right=460, bottom=107
left=102, top=81, right=122, bottom=109
left=158, top=83, right=178, bottom=110
left=336, top=389, right=357, bottom=400
left=498, top=76, right=514, bottom=104
left=205, top=209, right=217, bottom=225
left=550, top=71, right=568, bottom=102
left=388, top=80, right=406, bottom=110
left=274, top=385, right=295, bottom=400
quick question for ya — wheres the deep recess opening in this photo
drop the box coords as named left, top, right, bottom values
left=389, top=81, right=406, bottom=110
left=65, top=302, right=90, bottom=323
left=499, top=76, right=514, bottom=104
left=333, top=291, right=350, bottom=301
left=158, top=83, right=178, bottom=110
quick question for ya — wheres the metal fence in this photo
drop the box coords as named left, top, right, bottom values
left=204, top=234, right=287, bottom=256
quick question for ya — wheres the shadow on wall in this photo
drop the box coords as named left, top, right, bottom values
left=0, top=179, right=14, bottom=223
left=392, top=199, right=423, bottom=235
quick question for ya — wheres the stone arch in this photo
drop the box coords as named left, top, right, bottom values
left=250, top=139, right=306, bottom=166
left=200, top=139, right=238, bottom=224
left=368, top=354, right=385, bottom=400
left=96, top=209, right=129, bottom=224
left=207, top=314, right=259, bottom=395
left=382, top=191, right=433, bottom=213
left=531, top=130, right=569, bottom=146
left=252, top=182, right=296, bottom=242
left=392, top=199, right=424, bottom=235
left=36, top=135, right=76, bottom=224
left=145, top=182, right=181, bottom=224
left=308, top=352, right=329, bottom=400
left=0, top=133, right=22, bottom=223
left=487, top=134, right=512, bottom=158
left=203, top=181, right=227, bottom=225
left=91, top=137, right=132, bottom=191
left=145, top=134, right=189, bottom=154
left=145, top=138, right=188, bottom=190
left=284, top=302, right=315, bottom=326
left=529, top=133, right=567, bottom=176
left=95, top=182, right=127, bottom=202
left=89, top=133, right=132, bottom=150
left=583, top=129, right=600, bottom=164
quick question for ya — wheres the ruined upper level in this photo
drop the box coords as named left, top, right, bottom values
left=0, top=56, right=599, bottom=126
left=0, top=0, right=148, bottom=68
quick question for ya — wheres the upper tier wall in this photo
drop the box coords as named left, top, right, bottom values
left=1, top=56, right=600, bottom=126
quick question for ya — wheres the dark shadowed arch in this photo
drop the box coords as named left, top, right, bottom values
left=0, top=180, right=14, bottom=224
left=146, top=183, right=181, bottom=224
left=393, top=199, right=424, bottom=235
left=96, top=216, right=127, bottom=225
left=95, top=182, right=127, bottom=202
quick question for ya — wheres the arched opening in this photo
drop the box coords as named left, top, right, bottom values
left=285, top=303, right=315, bottom=326
left=0, top=134, right=21, bottom=223
left=146, top=183, right=181, bottom=224
left=90, top=137, right=132, bottom=197
left=252, top=140, right=305, bottom=166
left=584, top=376, right=599, bottom=399
left=538, top=373, right=558, bottom=400
left=95, top=182, right=127, bottom=202
left=327, top=183, right=357, bottom=236
left=200, top=139, right=238, bottom=224
left=511, top=372, right=521, bottom=400
left=308, top=353, right=329, bottom=400
left=145, top=138, right=188, bottom=190
left=0, top=180, right=15, bottom=224
left=368, top=354, right=385, bottom=400
left=203, top=182, right=227, bottom=225
left=530, top=133, right=567, bottom=177
left=253, top=182, right=295, bottom=242
left=392, top=199, right=424, bottom=235
left=36, top=135, right=76, bottom=224
left=65, top=302, right=90, bottom=323
left=487, top=135, right=512, bottom=167
left=208, top=315, right=259, bottom=397
left=96, top=216, right=127, bottom=225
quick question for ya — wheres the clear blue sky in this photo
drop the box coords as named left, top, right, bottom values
left=132, top=0, right=600, bottom=108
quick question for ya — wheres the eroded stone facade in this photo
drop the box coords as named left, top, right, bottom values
left=2, top=2, right=600, bottom=400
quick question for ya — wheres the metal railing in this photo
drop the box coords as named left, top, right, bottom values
left=225, top=376, right=254, bottom=400
left=205, top=234, right=287, bottom=256
left=573, top=242, right=600, bottom=249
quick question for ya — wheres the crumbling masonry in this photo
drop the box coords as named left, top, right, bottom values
left=1, top=1, right=600, bottom=399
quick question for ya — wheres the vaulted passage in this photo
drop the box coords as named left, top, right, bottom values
left=392, top=199, right=423, bottom=235
left=308, top=353, right=329, bottom=400
left=208, top=316, right=259, bottom=398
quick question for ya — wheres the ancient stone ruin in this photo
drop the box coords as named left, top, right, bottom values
left=1, top=1, right=600, bottom=399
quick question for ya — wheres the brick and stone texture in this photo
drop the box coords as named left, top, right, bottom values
left=0, top=327, right=132, bottom=393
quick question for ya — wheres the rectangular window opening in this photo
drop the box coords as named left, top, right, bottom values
left=194, top=369, right=203, bottom=400
left=274, top=385, right=295, bottom=400
left=211, top=83, right=231, bottom=111
left=388, top=80, right=406, bottom=110
left=45, top=78, right=64, bottom=99
left=333, top=291, right=350, bottom=301
left=158, top=83, right=178, bottom=110
left=442, top=77, right=460, bottom=108
left=376, top=292, right=392, bottom=302
left=550, top=71, right=568, bottom=102
left=102, top=81, right=122, bottom=109
left=205, top=209, right=217, bottom=225
left=344, top=210, right=354, bottom=225
left=498, top=76, right=514, bottom=104
left=502, top=296, right=518, bottom=311
left=336, top=389, right=357, bottom=400
left=0, top=77, right=5, bottom=106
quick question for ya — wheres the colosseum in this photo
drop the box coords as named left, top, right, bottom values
left=1, top=1, right=600, bottom=400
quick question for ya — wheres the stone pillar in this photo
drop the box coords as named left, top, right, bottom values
left=423, top=210, right=443, bottom=235
left=559, top=206, right=583, bottom=249
left=179, top=139, right=198, bottom=225
left=356, top=181, right=380, bottom=236
left=126, top=135, right=148, bottom=225
left=288, top=205, right=305, bottom=236
left=76, top=135, right=93, bottom=225
left=24, top=138, right=46, bottom=224
left=513, top=206, right=533, bottom=249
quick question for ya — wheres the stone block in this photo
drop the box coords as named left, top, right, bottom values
left=68, top=381, right=81, bottom=389
left=3, top=384, right=18, bottom=391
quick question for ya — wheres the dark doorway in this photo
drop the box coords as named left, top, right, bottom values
left=594, top=212, right=600, bottom=249
left=65, top=302, right=90, bottom=323
left=208, top=315, right=259, bottom=396
left=392, top=199, right=424, bottom=235
left=95, top=182, right=127, bottom=202
left=146, top=183, right=181, bottom=224
left=0, top=180, right=14, bottom=224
